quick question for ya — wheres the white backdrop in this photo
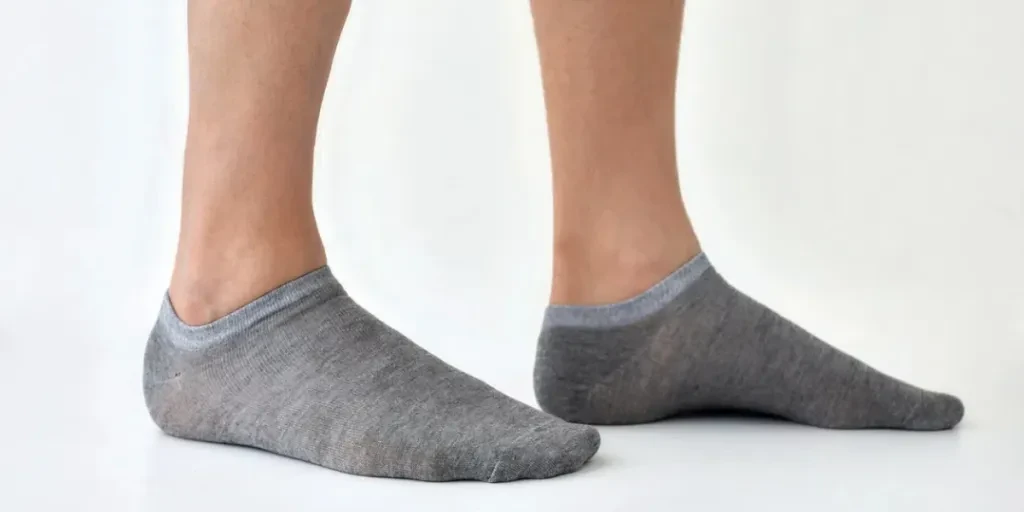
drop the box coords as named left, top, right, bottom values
left=1, top=1, right=1023, bottom=508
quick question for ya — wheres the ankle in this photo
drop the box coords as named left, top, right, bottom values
left=169, top=236, right=326, bottom=326
left=550, top=235, right=700, bottom=305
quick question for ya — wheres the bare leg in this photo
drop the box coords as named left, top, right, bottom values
left=169, top=1, right=348, bottom=324
left=530, top=1, right=963, bottom=430
left=145, top=0, right=599, bottom=483
left=530, top=0, right=700, bottom=305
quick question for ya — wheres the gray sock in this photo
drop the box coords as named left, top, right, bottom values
left=534, top=253, right=964, bottom=429
left=144, top=267, right=599, bottom=482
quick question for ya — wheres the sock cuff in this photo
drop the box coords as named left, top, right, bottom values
left=157, top=266, right=343, bottom=350
left=543, top=252, right=712, bottom=329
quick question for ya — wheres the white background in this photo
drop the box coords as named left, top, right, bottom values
left=1, top=1, right=1022, bottom=510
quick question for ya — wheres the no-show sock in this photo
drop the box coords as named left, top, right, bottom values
left=144, top=267, right=599, bottom=482
left=535, top=253, right=964, bottom=429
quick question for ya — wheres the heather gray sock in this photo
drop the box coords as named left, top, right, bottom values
left=144, top=267, right=599, bottom=482
left=534, top=253, right=964, bottom=429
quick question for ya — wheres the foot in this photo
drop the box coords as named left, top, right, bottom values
left=534, top=253, right=964, bottom=429
left=145, top=267, right=599, bottom=482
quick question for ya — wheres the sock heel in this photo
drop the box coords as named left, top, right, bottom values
left=533, top=329, right=640, bottom=424
left=533, top=345, right=593, bottom=422
left=142, top=331, right=209, bottom=440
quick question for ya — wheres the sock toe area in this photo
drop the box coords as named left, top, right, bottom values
left=487, top=422, right=600, bottom=483
left=903, top=392, right=965, bottom=430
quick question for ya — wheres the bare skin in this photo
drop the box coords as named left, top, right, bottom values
left=171, top=0, right=697, bottom=321
left=531, top=0, right=702, bottom=305
left=169, top=1, right=351, bottom=325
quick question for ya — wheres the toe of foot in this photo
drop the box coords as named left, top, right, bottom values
left=487, top=423, right=600, bottom=483
left=905, top=392, right=965, bottom=430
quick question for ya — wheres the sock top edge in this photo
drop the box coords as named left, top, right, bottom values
left=543, top=252, right=712, bottom=330
left=157, top=265, right=341, bottom=349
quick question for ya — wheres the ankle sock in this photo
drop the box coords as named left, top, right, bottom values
left=144, top=267, right=599, bottom=482
left=534, top=253, right=964, bottom=429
